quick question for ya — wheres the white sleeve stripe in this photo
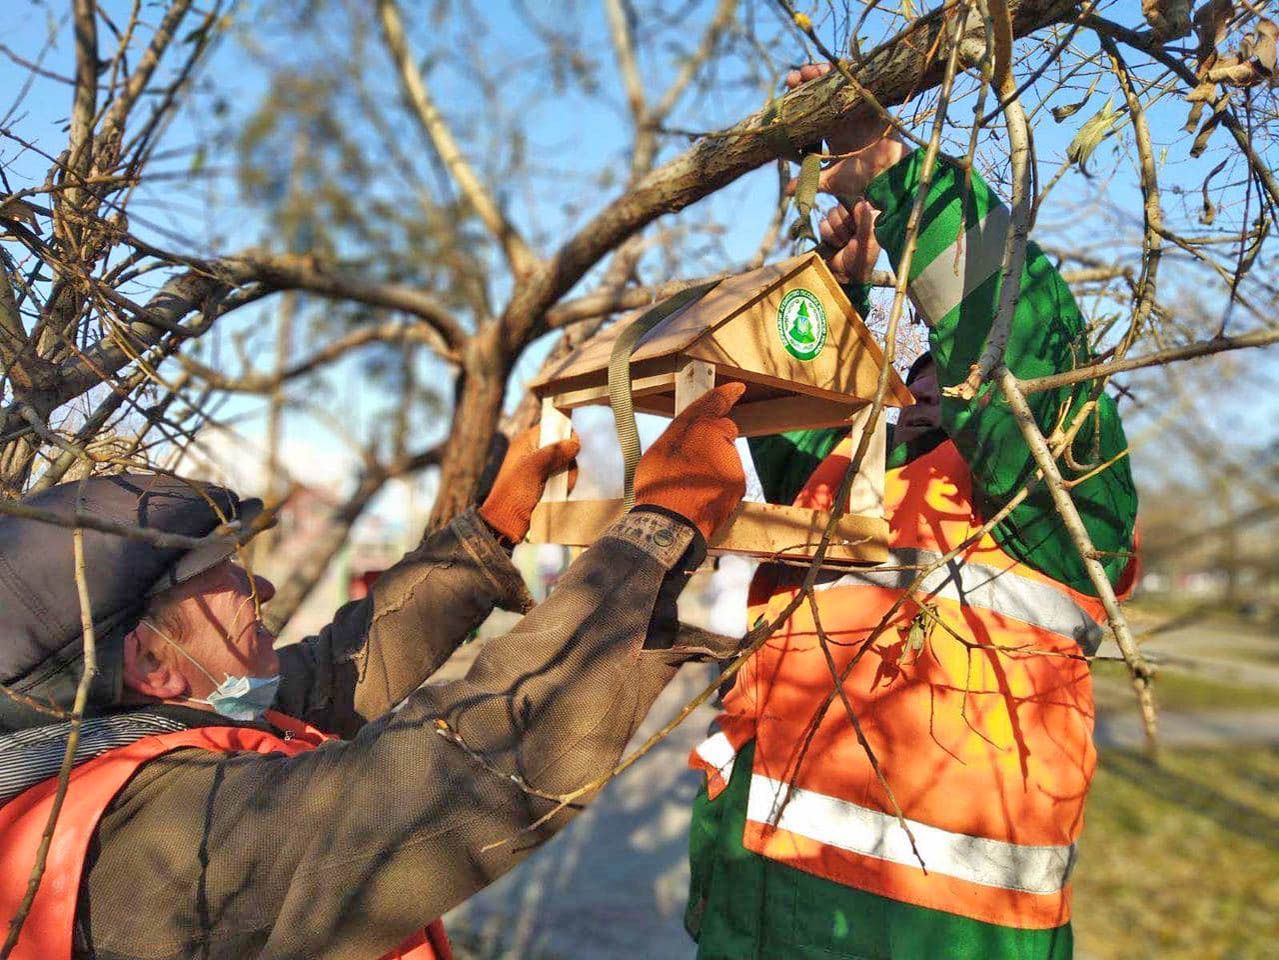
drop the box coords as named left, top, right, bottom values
left=910, top=203, right=1011, bottom=326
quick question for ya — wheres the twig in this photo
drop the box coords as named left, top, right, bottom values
left=0, top=496, right=242, bottom=550
left=949, top=0, right=1033, bottom=399
left=0, top=482, right=99, bottom=958
left=997, top=369, right=1157, bottom=750
left=1020, top=326, right=1279, bottom=394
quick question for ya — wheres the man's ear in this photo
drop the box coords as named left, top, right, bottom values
left=122, top=626, right=189, bottom=700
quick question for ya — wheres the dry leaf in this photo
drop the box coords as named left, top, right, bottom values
left=1196, top=14, right=1276, bottom=90
left=1195, top=0, right=1235, bottom=64
left=1143, top=0, right=1193, bottom=39
left=0, top=198, right=39, bottom=226
left=1250, top=18, right=1277, bottom=74
left=1067, top=99, right=1124, bottom=174
left=1052, top=75, right=1102, bottom=123
left=1190, top=105, right=1226, bottom=158
left=1200, top=157, right=1228, bottom=225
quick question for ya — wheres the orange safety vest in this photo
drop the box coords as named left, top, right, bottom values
left=691, top=439, right=1136, bottom=930
left=0, top=709, right=452, bottom=960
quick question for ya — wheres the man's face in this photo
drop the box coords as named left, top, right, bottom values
left=896, top=358, right=942, bottom=446
left=126, top=560, right=280, bottom=703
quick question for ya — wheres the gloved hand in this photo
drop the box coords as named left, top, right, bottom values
left=479, top=425, right=581, bottom=543
left=633, top=382, right=747, bottom=540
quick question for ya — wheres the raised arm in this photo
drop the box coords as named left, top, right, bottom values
left=273, top=506, right=534, bottom=737
left=865, top=149, right=1138, bottom=592
left=275, top=427, right=580, bottom=737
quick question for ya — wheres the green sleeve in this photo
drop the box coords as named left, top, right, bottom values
left=747, top=282, right=871, bottom=505
left=865, top=150, right=1137, bottom=595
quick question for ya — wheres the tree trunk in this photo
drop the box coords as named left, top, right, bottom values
left=0, top=437, right=39, bottom=500
left=429, top=328, right=509, bottom=528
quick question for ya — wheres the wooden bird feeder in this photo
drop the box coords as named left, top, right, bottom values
left=527, top=252, right=914, bottom=565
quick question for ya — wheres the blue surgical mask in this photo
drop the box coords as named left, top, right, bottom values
left=191, top=673, right=281, bottom=722
left=143, top=619, right=281, bottom=722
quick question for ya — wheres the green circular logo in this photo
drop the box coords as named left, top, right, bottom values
left=776, top=289, right=828, bottom=362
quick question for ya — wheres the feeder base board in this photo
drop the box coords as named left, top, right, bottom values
left=528, top=500, right=887, bottom=565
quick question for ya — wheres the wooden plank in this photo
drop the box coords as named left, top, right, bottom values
left=729, top=396, right=865, bottom=437
left=801, top=261, right=915, bottom=408
left=674, top=359, right=716, bottom=413
left=528, top=499, right=888, bottom=565
left=550, top=371, right=676, bottom=411
left=538, top=398, right=574, bottom=502
left=531, top=254, right=912, bottom=410
left=844, top=404, right=886, bottom=518
left=690, top=264, right=914, bottom=409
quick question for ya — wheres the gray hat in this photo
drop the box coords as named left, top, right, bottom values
left=0, top=474, right=263, bottom=733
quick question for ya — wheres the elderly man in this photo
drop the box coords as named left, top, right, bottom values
left=0, top=383, right=748, bottom=960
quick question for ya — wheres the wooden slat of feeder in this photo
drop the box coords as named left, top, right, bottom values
left=726, top=396, right=865, bottom=437
left=679, top=263, right=911, bottom=407
left=551, top=374, right=872, bottom=437
left=526, top=397, right=887, bottom=564
left=528, top=500, right=888, bottom=565
left=550, top=371, right=678, bottom=412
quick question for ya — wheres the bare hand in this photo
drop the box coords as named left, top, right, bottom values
left=818, top=199, right=881, bottom=285
left=783, top=64, right=907, bottom=203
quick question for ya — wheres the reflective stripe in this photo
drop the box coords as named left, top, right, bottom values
left=747, top=774, right=1076, bottom=896
left=911, top=203, right=1011, bottom=325
left=814, top=547, right=1105, bottom=653
left=694, top=731, right=738, bottom=785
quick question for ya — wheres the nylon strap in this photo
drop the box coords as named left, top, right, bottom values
left=608, top=280, right=723, bottom=510
left=761, top=98, right=803, bottom=162
left=788, top=150, right=823, bottom=245
left=761, top=97, right=824, bottom=247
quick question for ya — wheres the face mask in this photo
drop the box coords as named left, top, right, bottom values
left=191, top=673, right=282, bottom=722
left=142, top=619, right=281, bottom=722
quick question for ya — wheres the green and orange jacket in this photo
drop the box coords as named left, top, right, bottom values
left=685, top=147, right=1139, bottom=960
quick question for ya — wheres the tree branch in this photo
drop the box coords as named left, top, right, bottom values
left=1089, top=14, right=1279, bottom=213
left=376, top=0, right=538, bottom=279
left=502, top=0, right=1074, bottom=350
left=174, top=318, right=450, bottom=393
left=1021, top=326, right=1279, bottom=394
left=0, top=490, right=98, bottom=959
left=605, top=0, right=648, bottom=127
left=219, top=254, right=465, bottom=356
left=65, top=0, right=98, bottom=218
left=651, top=0, right=737, bottom=122
left=997, top=369, right=1158, bottom=750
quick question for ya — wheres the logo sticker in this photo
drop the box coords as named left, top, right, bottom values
left=776, top=288, right=828, bottom=362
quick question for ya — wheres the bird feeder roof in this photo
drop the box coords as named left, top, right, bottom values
left=530, top=252, right=914, bottom=409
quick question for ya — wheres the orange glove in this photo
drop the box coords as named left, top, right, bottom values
left=633, top=382, right=747, bottom=540
left=479, top=425, right=581, bottom=543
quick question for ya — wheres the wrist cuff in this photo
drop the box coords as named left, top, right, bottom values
left=629, top=505, right=708, bottom=571
left=604, top=506, right=704, bottom=570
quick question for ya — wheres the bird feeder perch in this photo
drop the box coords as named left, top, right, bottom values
left=527, top=252, right=913, bottom=565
